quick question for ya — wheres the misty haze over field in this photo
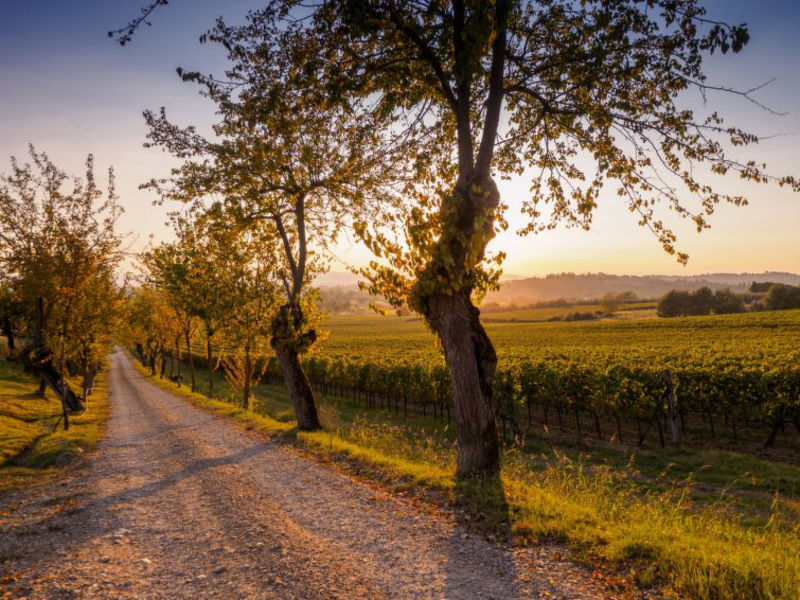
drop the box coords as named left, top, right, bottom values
left=317, top=271, right=800, bottom=312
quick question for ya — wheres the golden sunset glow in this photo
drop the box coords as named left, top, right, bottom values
left=2, top=3, right=799, bottom=599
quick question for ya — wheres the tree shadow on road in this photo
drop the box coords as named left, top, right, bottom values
left=0, top=442, right=274, bottom=563
left=100, top=441, right=274, bottom=505
left=444, top=472, right=521, bottom=599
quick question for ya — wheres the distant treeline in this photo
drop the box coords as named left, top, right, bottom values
left=482, top=290, right=646, bottom=313
left=757, top=283, right=800, bottom=310
left=658, top=282, right=800, bottom=317
left=484, top=271, right=800, bottom=306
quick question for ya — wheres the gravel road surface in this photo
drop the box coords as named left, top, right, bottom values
left=0, top=351, right=609, bottom=599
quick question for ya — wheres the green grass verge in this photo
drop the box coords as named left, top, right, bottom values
left=0, top=359, right=110, bottom=492
left=134, top=355, right=800, bottom=600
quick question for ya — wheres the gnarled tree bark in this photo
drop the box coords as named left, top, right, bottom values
left=425, top=291, right=499, bottom=476
left=273, top=344, right=321, bottom=431
left=270, top=302, right=321, bottom=432
left=416, top=175, right=502, bottom=478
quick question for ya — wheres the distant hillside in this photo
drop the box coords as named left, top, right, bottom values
left=316, top=270, right=800, bottom=312
left=484, top=272, right=800, bottom=305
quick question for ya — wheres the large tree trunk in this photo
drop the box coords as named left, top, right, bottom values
left=185, top=329, right=195, bottom=392
left=270, top=303, right=321, bottom=431
left=274, top=346, right=321, bottom=431
left=426, top=291, right=499, bottom=477
left=415, top=174, right=502, bottom=479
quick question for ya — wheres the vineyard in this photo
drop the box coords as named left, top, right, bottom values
left=164, top=308, right=800, bottom=453
left=257, top=309, right=800, bottom=452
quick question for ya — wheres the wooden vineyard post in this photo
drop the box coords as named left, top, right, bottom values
left=574, top=406, right=583, bottom=443
left=614, top=411, right=624, bottom=444
left=664, top=370, right=681, bottom=446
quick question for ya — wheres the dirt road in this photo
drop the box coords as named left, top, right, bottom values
left=0, top=351, right=607, bottom=599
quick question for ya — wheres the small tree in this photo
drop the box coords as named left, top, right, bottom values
left=70, top=266, right=124, bottom=397
left=143, top=239, right=202, bottom=391
left=216, top=225, right=280, bottom=410
left=599, top=293, right=623, bottom=316
left=124, top=285, right=178, bottom=376
left=691, top=286, right=716, bottom=315
left=166, top=214, right=237, bottom=396
left=143, top=25, right=398, bottom=430
left=712, top=289, right=745, bottom=314
left=764, top=284, right=800, bottom=311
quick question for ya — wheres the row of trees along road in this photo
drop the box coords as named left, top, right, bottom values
left=118, top=1, right=800, bottom=478
left=131, top=211, right=282, bottom=412
left=0, top=148, right=125, bottom=430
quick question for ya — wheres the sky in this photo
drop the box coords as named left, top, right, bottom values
left=2, top=0, right=800, bottom=278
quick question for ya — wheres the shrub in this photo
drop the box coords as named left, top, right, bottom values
left=764, top=284, right=800, bottom=311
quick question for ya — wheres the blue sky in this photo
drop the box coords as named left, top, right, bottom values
left=2, top=1, right=800, bottom=277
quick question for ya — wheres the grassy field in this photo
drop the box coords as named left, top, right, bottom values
left=479, top=301, right=658, bottom=322
left=150, top=338, right=800, bottom=600
left=319, top=308, right=800, bottom=368
left=0, top=359, right=109, bottom=492
left=184, top=306, right=798, bottom=374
